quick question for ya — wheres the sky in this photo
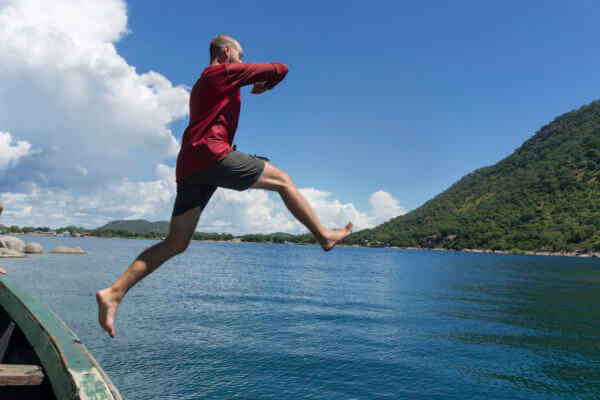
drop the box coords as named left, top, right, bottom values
left=0, top=0, right=599, bottom=234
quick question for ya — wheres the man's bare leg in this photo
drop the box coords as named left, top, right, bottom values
left=251, top=163, right=353, bottom=251
left=96, top=206, right=202, bottom=338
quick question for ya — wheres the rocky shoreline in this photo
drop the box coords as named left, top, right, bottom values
left=0, top=235, right=41, bottom=258
left=0, top=235, right=86, bottom=257
left=194, top=241, right=600, bottom=258
left=401, top=246, right=600, bottom=258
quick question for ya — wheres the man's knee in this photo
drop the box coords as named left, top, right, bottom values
left=165, top=236, right=190, bottom=256
left=273, top=170, right=293, bottom=192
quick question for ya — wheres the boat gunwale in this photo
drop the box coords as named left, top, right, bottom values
left=0, top=275, right=122, bottom=399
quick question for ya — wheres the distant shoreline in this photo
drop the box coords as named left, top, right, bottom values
left=194, top=241, right=600, bottom=258
left=398, top=246, right=600, bottom=258
left=9, top=233, right=600, bottom=259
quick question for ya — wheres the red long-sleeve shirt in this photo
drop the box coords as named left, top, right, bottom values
left=175, top=62, right=289, bottom=180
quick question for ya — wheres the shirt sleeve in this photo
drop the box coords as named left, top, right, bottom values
left=225, top=62, right=289, bottom=89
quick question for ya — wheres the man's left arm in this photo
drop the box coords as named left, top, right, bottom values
left=226, top=62, right=289, bottom=93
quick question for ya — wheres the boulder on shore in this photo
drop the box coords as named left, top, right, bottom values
left=50, top=246, right=86, bottom=254
left=0, top=248, right=27, bottom=258
left=0, top=235, right=26, bottom=254
left=25, top=242, right=43, bottom=254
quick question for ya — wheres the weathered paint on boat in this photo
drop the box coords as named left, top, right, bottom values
left=0, top=275, right=122, bottom=399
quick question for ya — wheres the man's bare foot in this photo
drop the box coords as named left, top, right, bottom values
left=96, top=288, right=120, bottom=338
left=320, top=222, right=354, bottom=252
left=0, top=267, right=6, bottom=274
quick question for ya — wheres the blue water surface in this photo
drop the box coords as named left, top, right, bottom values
left=2, top=236, right=600, bottom=399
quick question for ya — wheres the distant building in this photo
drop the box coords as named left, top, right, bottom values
left=32, top=231, right=55, bottom=236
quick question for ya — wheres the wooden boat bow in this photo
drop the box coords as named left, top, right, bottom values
left=0, top=275, right=122, bottom=399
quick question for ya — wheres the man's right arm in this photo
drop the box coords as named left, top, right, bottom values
left=226, top=62, right=289, bottom=91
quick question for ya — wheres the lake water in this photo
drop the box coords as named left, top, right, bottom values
left=2, top=236, right=599, bottom=399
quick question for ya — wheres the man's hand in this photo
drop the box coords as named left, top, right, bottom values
left=251, top=82, right=268, bottom=95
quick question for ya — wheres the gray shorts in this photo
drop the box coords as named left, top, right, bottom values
left=172, top=150, right=267, bottom=217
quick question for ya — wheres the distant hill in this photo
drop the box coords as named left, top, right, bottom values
left=346, top=100, right=600, bottom=252
left=96, top=219, right=170, bottom=234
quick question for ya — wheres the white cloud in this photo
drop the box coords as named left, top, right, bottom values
left=299, top=188, right=374, bottom=230
left=158, top=187, right=403, bottom=234
left=368, top=190, right=406, bottom=225
left=0, top=131, right=32, bottom=170
left=197, top=187, right=387, bottom=235
left=0, top=0, right=187, bottom=192
left=99, top=164, right=176, bottom=219
left=199, top=189, right=301, bottom=234
left=1, top=164, right=176, bottom=228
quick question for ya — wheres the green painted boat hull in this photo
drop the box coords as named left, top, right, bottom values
left=0, top=275, right=122, bottom=399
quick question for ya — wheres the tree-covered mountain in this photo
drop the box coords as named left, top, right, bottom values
left=345, top=100, right=600, bottom=252
left=94, top=220, right=232, bottom=241
left=97, top=219, right=170, bottom=234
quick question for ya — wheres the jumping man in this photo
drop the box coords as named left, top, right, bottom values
left=97, top=35, right=353, bottom=338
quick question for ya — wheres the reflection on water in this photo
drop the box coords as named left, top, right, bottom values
left=2, top=237, right=600, bottom=399
left=434, top=255, right=600, bottom=398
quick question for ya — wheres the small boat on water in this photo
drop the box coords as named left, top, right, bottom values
left=0, top=275, right=122, bottom=399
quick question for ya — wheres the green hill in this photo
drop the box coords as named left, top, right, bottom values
left=346, top=100, right=600, bottom=252
left=97, top=219, right=170, bottom=234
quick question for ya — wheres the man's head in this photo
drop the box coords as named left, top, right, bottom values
left=210, top=34, right=243, bottom=63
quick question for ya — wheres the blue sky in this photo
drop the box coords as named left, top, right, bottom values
left=0, top=0, right=598, bottom=232
left=118, top=0, right=600, bottom=210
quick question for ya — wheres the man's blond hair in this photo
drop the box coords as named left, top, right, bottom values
left=210, top=34, right=238, bottom=60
